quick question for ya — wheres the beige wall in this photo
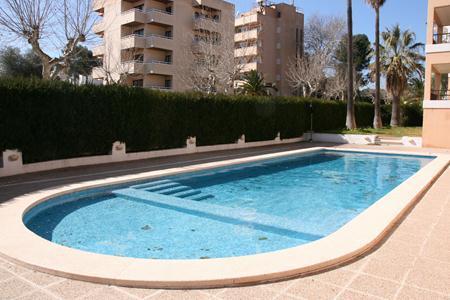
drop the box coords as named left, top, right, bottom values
left=423, top=109, right=450, bottom=148
left=423, top=0, right=450, bottom=149
left=235, top=3, right=304, bottom=96
left=92, top=0, right=234, bottom=91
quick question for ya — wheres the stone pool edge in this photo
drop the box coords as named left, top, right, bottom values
left=0, top=147, right=448, bottom=289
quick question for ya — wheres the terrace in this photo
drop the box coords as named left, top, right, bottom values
left=0, top=143, right=449, bottom=298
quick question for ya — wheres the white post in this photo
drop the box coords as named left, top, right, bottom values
left=112, top=141, right=126, bottom=161
left=3, top=149, right=23, bottom=176
left=275, top=132, right=281, bottom=142
left=237, top=134, right=246, bottom=145
left=186, top=136, right=197, bottom=153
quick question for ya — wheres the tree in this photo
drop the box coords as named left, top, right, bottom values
left=180, top=17, right=237, bottom=94
left=239, top=70, right=276, bottom=96
left=335, top=34, right=372, bottom=85
left=0, top=0, right=96, bottom=79
left=346, top=0, right=357, bottom=129
left=0, top=47, right=42, bottom=78
left=67, top=46, right=100, bottom=79
left=366, top=0, right=387, bottom=129
left=378, top=25, right=424, bottom=126
left=287, top=14, right=345, bottom=97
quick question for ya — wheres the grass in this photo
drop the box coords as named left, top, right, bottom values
left=325, top=127, right=422, bottom=137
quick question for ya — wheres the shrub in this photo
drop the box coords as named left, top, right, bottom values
left=0, top=78, right=423, bottom=164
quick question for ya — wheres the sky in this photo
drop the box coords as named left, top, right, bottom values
left=231, top=0, right=428, bottom=44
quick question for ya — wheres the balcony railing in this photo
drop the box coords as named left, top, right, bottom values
left=431, top=90, right=450, bottom=100
left=433, top=33, right=450, bottom=44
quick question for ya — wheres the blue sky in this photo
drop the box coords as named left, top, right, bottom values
left=232, top=0, right=427, bottom=44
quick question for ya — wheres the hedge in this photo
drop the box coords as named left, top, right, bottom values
left=0, top=78, right=422, bottom=164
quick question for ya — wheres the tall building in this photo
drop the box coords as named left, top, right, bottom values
left=423, top=0, right=450, bottom=148
left=234, top=2, right=304, bottom=96
left=91, top=0, right=234, bottom=91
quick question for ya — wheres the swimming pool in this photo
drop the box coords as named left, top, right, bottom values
left=24, top=150, right=433, bottom=260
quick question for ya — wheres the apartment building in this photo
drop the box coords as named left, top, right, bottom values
left=234, top=2, right=304, bottom=96
left=91, top=0, right=234, bottom=91
left=423, top=0, right=450, bottom=148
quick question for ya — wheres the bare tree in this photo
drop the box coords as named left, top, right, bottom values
left=0, top=0, right=96, bottom=79
left=286, top=14, right=346, bottom=97
left=286, top=52, right=327, bottom=97
left=325, top=67, right=361, bottom=101
left=94, top=45, right=139, bottom=85
left=179, top=17, right=238, bottom=94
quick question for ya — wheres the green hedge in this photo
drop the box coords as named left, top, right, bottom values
left=0, top=78, right=422, bottom=164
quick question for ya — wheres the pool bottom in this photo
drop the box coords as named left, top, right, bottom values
left=26, top=194, right=315, bottom=260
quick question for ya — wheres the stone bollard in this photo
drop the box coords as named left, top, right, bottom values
left=2, top=149, right=23, bottom=176
left=186, top=136, right=197, bottom=152
left=112, top=141, right=126, bottom=161
left=237, top=134, right=246, bottom=145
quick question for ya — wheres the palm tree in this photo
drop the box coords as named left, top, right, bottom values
left=240, top=70, right=276, bottom=96
left=365, top=0, right=386, bottom=129
left=346, top=0, right=357, bottom=129
left=379, top=25, right=424, bottom=126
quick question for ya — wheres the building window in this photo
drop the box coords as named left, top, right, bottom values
left=132, top=79, right=143, bottom=87
left=276, top=74, right=281, bottom=81
left=133, top=29, right=144, bottom=36
left=165, top=30, right=172, bottom=38
left=134, top=4, right=144, bottom=11
left=277, top=26, right=281, bottom=33
left=276, top=58, right=281, bottom=65
left=276, top=43, right=281, bottom=49
left=134, top=54, right=144, bottom=62
left=165, top=55, right=172, bottom=63
left=165, top=79, right=172, bottom=89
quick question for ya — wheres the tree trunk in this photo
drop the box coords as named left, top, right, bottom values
left=391, top=95, right=401, bottom=127
left=373, top=5, right=383, bottom=129
left=346, top=0, right=357, bottom=129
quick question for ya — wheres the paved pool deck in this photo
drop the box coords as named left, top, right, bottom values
left=0, top=142, right=449, bottom=299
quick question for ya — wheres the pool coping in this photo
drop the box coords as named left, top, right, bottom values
left=0, top=147, right=449, bottom=289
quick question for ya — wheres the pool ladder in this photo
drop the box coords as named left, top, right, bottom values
left=130, top=179, right=214, bottom=201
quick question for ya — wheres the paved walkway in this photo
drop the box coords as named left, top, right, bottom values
left=0, top=143, right=449, bottom=299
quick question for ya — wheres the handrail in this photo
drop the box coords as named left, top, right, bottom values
left=121, top=33, right=173, bottom=40
left=431, top=90, right=449, bottom=100
left=433, top=32, right=450, bottom=44
left=121, top=7, right=174, bottom=16
left=146, top=8, right=173, bottom=15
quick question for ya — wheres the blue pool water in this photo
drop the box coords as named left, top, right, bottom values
left=25, top=150, right=433, bottom=259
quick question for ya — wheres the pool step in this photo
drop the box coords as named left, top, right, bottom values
left=128, top=179, right=214, bottom=202
left=130, top=179, right=172, bottom=190
left=144, top=182, right=181, bottom=192
left=158, top=186, right=191, bottom=195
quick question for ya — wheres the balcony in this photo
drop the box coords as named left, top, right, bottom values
left=122, top=61, right=145, bottom=74
left=433, top=32, right=450, bottom=44
left=92, top=66, right=105, bottom=79
left=121, top=34, right=146, bottom=49
left=147, top=8, right=173, bottom=25
left=121, top=8, right=173, bottom=26
left=145, top=61, right=174, bottom=76
left=92, top=0, right=105, bottom=12
left=235, top=13, right=258, bottom=27
left=431, top=90, right=449, bottom=100
left=234, top=46, right=257, bottom=57
left=235, top=29, right=258, bottom=42
left=92, top=43, right=105, bottom=56
left=93, top=21, right=105, bottom=35
left=146, top=34, right=173, bottom=50
left=193, top=15, right=221, bottom=30
left=121, top=9, right=147, bottom=25
left=146, top=85, right=173, bottom=91
left=238, top=62, right=258, bottom=73
left=193, top=0, right=226, bottom=11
